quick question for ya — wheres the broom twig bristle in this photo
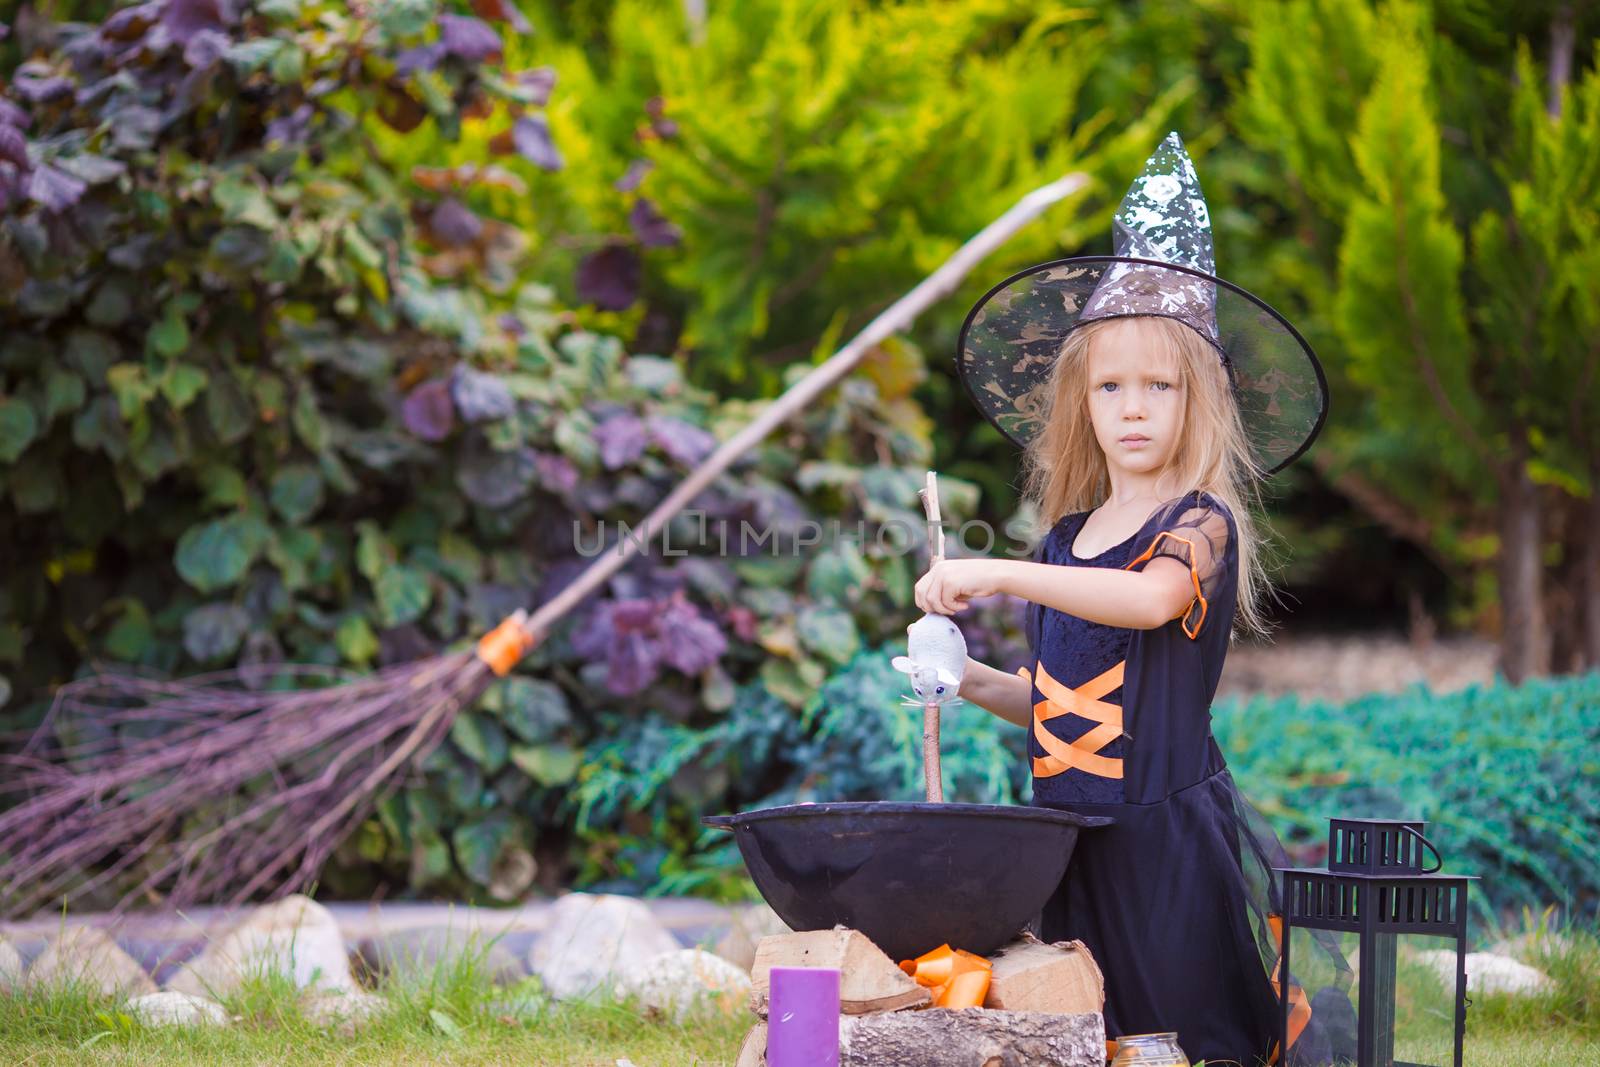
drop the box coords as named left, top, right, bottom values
left=0, top=651, right=492, bottom=919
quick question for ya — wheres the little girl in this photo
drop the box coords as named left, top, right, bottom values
left=917, top=134, right=1357, bottom=1066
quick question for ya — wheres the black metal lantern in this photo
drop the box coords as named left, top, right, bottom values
left=1276, top=818, right=1477, bottom=1067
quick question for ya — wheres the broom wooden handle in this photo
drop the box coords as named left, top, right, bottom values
left=919, top=469, right=946, bottom=566
left=516, top=172, right=1088, bottom=646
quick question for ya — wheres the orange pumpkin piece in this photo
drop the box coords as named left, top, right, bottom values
left=898, top=944, right=993, bottom=1009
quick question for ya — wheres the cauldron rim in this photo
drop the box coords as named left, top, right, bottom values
left=703, top=800, right=1114, bottom=830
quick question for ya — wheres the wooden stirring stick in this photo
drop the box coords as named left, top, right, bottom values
left=917, top=470, right=946, bottom=803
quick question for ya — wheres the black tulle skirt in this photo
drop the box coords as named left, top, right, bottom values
left=1034, top=768, right=1359, bottom=1067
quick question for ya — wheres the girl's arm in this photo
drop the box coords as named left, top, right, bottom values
left=918, top=558, right=1196, bottom=630
left=957, top=655, right=1032, bottom=728
left=1001, top=558, right=1194, bottom=630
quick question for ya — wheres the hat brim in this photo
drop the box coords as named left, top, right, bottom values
left=955, top=256, right=1328, bottom=477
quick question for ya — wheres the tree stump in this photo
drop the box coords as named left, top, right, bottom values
left=841, top=1007, right=1105, bottom=1066
left=737, top=1010, right=1106, bottom=1066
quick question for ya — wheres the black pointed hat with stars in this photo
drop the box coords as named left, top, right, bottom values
left=956, top=131, right=1328, bottom=477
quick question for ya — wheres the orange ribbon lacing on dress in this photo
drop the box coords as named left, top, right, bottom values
left=1020, top=659, right=1127, bottom=780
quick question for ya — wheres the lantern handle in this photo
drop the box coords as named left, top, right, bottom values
left=1405, top=826, right=1443, bottom=873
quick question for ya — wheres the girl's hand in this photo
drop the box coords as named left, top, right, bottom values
left=913, top=559, right=1006, bottom=616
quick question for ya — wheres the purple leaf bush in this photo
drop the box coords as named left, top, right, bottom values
left=0, top=0, right=1024, bottom=905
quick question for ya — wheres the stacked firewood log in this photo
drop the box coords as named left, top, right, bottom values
left=736, top=927, right=1110, bottom=1067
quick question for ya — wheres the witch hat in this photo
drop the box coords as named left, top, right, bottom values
left=956, top=132, right=1328, bottom=477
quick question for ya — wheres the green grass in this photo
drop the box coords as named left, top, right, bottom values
left=0, top=928, right=749, bottom=1066
left=4, top=909, right=1599, bottom=1066
left=1471, top=909, right=1600, bottom=1036
left=1, top=980, right=750, bottom=1065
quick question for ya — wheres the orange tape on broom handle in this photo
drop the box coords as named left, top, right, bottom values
left=475, top=610, right=537, bottom=676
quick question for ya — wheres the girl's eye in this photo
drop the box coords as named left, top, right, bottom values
left=1099, top=381, right=1170, bottom=392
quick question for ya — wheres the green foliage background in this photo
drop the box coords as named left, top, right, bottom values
left=0, top=0, right=1041, bottom=902
left=1, top=0, right=1597, bottom=911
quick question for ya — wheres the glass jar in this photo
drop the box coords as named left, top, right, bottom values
left=1109, top=1031, right=1190, bottom=1066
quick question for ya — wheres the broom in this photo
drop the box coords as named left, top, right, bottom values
left=0, top=173, right=1088, bottom=919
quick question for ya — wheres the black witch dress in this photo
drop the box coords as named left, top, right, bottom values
left=1021, top=490, right=1358, bottom=1067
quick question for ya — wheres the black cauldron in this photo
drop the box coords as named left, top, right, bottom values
left=703, top=801, right=1112, bottom=961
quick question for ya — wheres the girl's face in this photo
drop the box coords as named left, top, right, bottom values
left=1085, top=318, right=1183, bottom=475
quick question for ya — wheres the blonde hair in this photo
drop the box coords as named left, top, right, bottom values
left=1018, top=315, right=1283, bottom=642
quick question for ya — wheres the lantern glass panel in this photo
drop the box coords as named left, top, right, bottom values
left=1347, top=927, right=1461, bottom=1067
left=1279, top=932, right=1462, bottom=1066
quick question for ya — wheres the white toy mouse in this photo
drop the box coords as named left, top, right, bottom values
left=893, top=613, right=968, bottom=708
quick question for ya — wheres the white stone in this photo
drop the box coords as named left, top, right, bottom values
left=1488, top=929, right=1576, bottom=964
left=528, top=893, right=682, bottom=1000
left=301, top=989, right=387, bottom=1034
left=617, top=948, right=752, bottom=1021
left=1414, top=950, right=1555, bottom=997
left=0, top=936, right=22, bottom=993
left=165, top=894, right=356, bottom=998
left=712, top=903, right=791, bottom=973
left=356, top=925, right=525, bottom=985
left=27, top=927, right=157, bottom=997
left=127, top=991, right=228, bottom=1027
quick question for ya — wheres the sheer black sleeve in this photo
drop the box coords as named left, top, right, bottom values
left=1124, top=493, right=1235, bottom=640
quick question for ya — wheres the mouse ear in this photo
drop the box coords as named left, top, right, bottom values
left=891, top=656, right=914, bottom=674
left=935, top=667, right=961, bottom=686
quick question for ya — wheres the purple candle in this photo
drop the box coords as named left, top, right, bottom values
left=767, top=966, right=840, bottom=1067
